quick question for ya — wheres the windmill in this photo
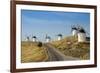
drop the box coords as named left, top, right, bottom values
left=71, top=24, right=90, bottom=42
left=71, top=25, right=78, bottom=36
left=77, top=24, right=90, bottom=42
left=25, top=36, right=29, bottom=41
left=78, top=28, right=86, bottom=42
left=57, top=34, right=62, bottom=41
left=32, top=35, right=37, bottom=42
left=45, top=34, right=51, bottom=43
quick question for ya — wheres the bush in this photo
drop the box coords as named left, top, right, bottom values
left=37, top=42, right=42, bottom=47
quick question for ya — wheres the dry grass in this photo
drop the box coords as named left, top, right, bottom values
left=51, top=36, right=90, bottom=60
left=21, top=41, right=48, bottom=63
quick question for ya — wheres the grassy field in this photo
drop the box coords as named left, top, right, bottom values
left=21, top=41, right=48, bottom=63
left=51, top=36, right=90, bottom=60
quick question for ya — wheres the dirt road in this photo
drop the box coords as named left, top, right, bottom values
left=44, top=43, right=79, bottom=61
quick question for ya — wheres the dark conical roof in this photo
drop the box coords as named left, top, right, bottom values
left=57, top=34, right=62, bottom=36
left=72, top=27, right=77, bottom=30
left=46, top=36, right=51, bottom=39
left=27, top=36, right=29, bottom=38
left=78, top=28, right=85, bottom=33
left=32, top=36, right=36, bottom=38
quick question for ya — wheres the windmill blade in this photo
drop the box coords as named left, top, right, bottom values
left=45, top=34, right=48, bottom=38
left=86, top=32, right=90, bottom=35
left=71, top=25, right=72, bottom=32
left=81, top=26, right=90, bottom=36
left=71, top=25, right=74, bottom=32
left=76, top=24, right=80, bottom=29
left=85, top=30, right=90, bottom=36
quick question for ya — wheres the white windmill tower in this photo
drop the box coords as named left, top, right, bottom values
left=71, top=25, right=78, bottom=36
left=77, top=26, right=87, bottom=42
left=32, top=36, right=37, bottom=42
left=45, top=34, right=51, bottom=43
left=57, top=34, right=62, bottom=41
left=25, top=36, right=29, bottom=41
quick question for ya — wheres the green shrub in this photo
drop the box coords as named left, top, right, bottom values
left=37, top=42, right=42, bottom=47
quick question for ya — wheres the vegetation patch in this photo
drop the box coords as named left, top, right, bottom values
left=51, top=36, right=90, bottom=60
left=21, top=41, right=48, bottom=63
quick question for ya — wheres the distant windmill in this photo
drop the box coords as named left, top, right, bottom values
left=57, top=34, right=62, bottom=41
left=25, top=36, right=29, bottom=41
left=45, top=34, right=51, bottom=43
left=32, top=36, right=37, bottom=42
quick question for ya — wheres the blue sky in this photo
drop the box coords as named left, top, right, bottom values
left=21, top=9, right=90, bottom=42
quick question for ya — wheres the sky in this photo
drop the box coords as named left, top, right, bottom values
left=21, top=9, right=90, bottom=42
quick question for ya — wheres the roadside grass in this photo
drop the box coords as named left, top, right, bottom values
left=21, top=41, right=48, bottom=63
left=51, top=36, right=90, bottom=60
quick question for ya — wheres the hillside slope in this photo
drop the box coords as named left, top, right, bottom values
left=51, top=36, right=90, bottom=60
left=21, top=41, right=48, bottom=63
